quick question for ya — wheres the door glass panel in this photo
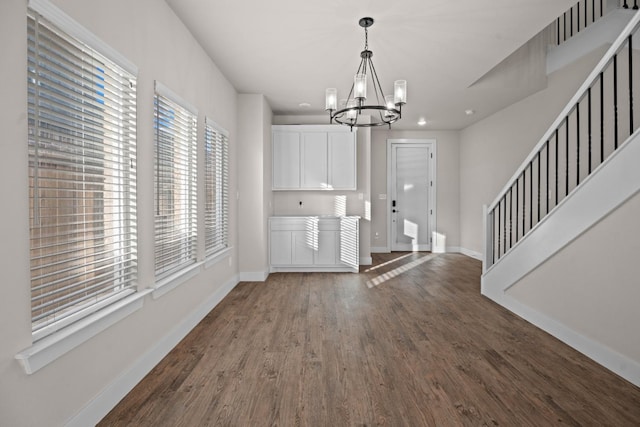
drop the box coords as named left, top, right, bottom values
left=393, top=145, right=430, bottom=250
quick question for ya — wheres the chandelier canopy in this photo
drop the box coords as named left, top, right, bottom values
left=325, top=17, right=406, bottom=129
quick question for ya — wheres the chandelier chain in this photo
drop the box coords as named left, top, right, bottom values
left=364, top=27, right=369, bottom=50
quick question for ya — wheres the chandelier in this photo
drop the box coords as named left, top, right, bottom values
left=325, top=17, right=406, bottom=129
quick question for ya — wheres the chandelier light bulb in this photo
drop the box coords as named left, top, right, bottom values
left=384, top=95, right=395, bottom=117
left=325, top=88, right=337, bottom=111
left=354, top=74, right=367, bottom=100
left=394, top=80, right=407, bottom=104
left=346, top=99, right=358, bottom=120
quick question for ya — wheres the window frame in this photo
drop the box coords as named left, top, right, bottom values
left=204, top=118, right=230, bottom=259
left=17, top=0, right=148, bottom=375
left=153, top=81, right=199, bottom=284
left=27, top=4, right=138, bottom=342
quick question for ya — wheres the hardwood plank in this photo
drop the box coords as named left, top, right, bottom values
left=99, top=253, right=640, bottom=426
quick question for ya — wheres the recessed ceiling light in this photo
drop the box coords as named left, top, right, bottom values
left=417, top=118, right=427, bottom=126
left=465, top=109, right=475, bottom=115
left=299, top=102, right=312, bottom=108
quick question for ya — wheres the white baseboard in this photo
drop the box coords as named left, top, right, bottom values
left=482, top=288, right=640, bottom=388
left=370, top=245, right=482, bottom=260
left=457, top=247, right=483, bottom=261
left=370, top=246, right=390, bottom=253
left=442, top=246, right=461, bottom=254
left=239, top=271, right=269, bottom=282
left=65, top=275, right=240, bottom=427
left=359, top=256, right=372, bottom=266
left=270, top=266, right=358, bottom=273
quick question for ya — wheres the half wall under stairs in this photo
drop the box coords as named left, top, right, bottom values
left=482, top=130, right=640, bottom=387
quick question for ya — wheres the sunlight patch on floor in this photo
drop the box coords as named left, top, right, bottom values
left=364, top=252, right=415, bottom=273
left=366, top=253, right=437, bottom=288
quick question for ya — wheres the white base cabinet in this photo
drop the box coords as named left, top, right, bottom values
left=269, top=216, right=359, bottom=273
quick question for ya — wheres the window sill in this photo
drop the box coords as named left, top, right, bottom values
left=15, top=289, right=152, bottom=375
left=152, top=262, right=203, bottom=299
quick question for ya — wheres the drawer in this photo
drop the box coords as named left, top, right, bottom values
left=269, top=217, right=318, bottom=231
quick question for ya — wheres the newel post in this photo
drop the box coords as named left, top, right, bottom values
left=482, top=204, right=493, bottom=274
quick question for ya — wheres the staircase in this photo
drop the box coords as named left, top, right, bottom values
left=481, top=4, right=640, bottom=387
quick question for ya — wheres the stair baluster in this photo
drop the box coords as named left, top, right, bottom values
left=557, top=0, right=612, bottom=45
left=484, top=10, right=640, bottom=269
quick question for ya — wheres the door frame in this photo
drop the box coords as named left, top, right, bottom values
left=386, top=138, right=437, bottom=252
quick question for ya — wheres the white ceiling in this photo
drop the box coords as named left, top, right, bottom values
left=165, top=0, right=576, bottom=130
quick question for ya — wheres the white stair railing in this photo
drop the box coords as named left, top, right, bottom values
left=557, top=0, right=634, bottom=45
left=484, top=9, right=640, bottom=272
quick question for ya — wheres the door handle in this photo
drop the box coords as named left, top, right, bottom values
left=392, top=209, right=399, bottom=213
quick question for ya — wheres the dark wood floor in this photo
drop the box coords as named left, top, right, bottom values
left=99, top=252, right=640, bottom=426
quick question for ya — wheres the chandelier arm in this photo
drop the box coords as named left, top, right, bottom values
left=360, top=57, right=368, bottom=109
left=366, top=58, right=383, bottom=123
left=332, top=105, right=400, bottom=122
left=332, top=105, right=398, bottom=115
left=366, top=58, right=387, bottom=123
left=367, top=57, right=387, bottom=102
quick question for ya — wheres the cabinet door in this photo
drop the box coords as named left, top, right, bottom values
left=292, top=230, right=315, bottom=265
left=301, top=132, right=328, bottom=189
left=270, top=231, right=292, bottom=265
left=315, top=230, right=338, bottom=265
left=328, top=132, right=356, bottom=190
left=273, top=131, right=300, bottom=189
left=338, top=218, right=359, bottom=268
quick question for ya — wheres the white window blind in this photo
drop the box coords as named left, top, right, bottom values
left=154, top=84, right=198, bottom=279
left=27, top=10, right=138, bottom=340
left=204, top=119, right=230, bottom=256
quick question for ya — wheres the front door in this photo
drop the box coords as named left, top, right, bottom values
left=389, top=140, right=435, bottom=251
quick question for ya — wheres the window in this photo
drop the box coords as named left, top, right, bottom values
left=204, top=119, right=230, bottom=257
left=27, top=9, right=137, bottom=340
left=154, top=82, right=198, bottom=280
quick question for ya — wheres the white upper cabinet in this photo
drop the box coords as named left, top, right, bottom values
left=272, top=125, right=357, bottom=191
left=272, top=131, right=301, bottom=189
left=301, top=132, right=328, bottom=189
left=328, top=131, right=356, bottom=190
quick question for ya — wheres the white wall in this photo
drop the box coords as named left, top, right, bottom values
left=459, top=46, right=608, bottom=254
left=370, top=130, right=460, bottom=252
left=272, top=115, right=372, bottom=263
left=237, top=94, right=273, bottom=280
left=0, top=0, right=238, bottom=425
left=508, top=189, right=640, bottom=376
